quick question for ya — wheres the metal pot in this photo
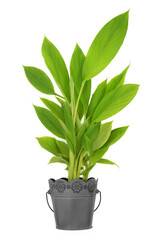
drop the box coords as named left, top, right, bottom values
left=46, top=177, right=101, bottom=230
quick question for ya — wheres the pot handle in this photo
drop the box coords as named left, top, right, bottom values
left=46, top=190, right=54, bottom=212
left=46, top=189, right=101, bottom=213
left=94, top=189, right=101, bottom=212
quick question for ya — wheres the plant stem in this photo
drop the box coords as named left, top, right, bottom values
left=82, top=161, right=89, bottom=181
left=73, top=81, right=85, bottom=125
left=68, top=150, right=74, bottom=182
left=82, top=170, right=90, bottom=182
left=73, top=157, right=78, bottom=179
left=77, top=150, right=86, bottom=178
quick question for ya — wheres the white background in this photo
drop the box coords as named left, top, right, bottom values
left=0, top=0, right=160, bottom=239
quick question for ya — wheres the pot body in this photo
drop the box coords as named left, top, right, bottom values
left=48, top=178, right=98, bottom=230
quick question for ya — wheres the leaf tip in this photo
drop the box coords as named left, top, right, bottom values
left=116, top=164, right=120, bottom=168
left=127, top=9, right=131, bottom=13
left=75, top=42, right=80, bottom=49
left=32, top=104, right=37, bottom=110
left=40, top=97, right=45, bottom=102
left=43, top=35, right=47, bottom=42
left=23, top=65, right=27, bottom=73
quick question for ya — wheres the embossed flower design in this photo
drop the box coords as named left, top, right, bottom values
left=88, top=181, right=96, bottom=192
left=55, top=181, right=66, bottom=193
left=71, top=182, right=82, bottom=193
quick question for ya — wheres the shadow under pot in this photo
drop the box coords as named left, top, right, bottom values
left=46, top=177, right=101, bottom=230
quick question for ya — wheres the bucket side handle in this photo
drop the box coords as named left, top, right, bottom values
left=46, top=190, right=54, bottom=212
left=94, top=189, right=101, bottom=212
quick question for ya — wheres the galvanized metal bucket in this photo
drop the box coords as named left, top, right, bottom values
left=46, top=178, right=101, bottom=230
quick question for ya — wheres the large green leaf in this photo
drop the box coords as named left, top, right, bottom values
left=81, top=80, right=91, bottom=114
left=84, top=135, right=92, bottom=156
left=104, top=126, right=128, bottom=146
left=33, top=105, right=64, bottom=139
left=70, top=44, right=91, bottom=115
left=36, top=136, right=60, bottom=155
left=85, top=122, right=100, bottom=142
left=56, top=140, right=69, bottom=159
left=70, top=44, right=85, bottom=93
left=106, top=65, right=130, bottom=93
left=92, top=84, right=139, bottom=122
left=86, top=79, right=107, bottom=118
left=92, top=121, right=112, bottom=151
left=40, top=98, right=65, bottom=123
left=82, top=11, right=129, bottom=81
left=91, top=126, right=128, bottom=163
left=41, top=37, right=70, bottom=101
left=23, top=66, right=55, bottom=94
left=48, top=156, right=68, bottom=165
left=96, top=158, right=119, bottom=168
left=76, top=119, right=89, bottom=154
left=36, top=136, right=69, bottom=159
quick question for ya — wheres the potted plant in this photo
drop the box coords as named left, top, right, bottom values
left=23, top=10, right=139, bottom=230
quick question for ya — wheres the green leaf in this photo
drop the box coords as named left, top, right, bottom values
left=92, top=84, right=139, bottom=122
left=85, top=122, right=100, bottom=142
left=106, top=65, right=130, bottom=93
left=23, top=66, right=55, bottom=94
left=96, top=158, right=119, bottom=168
left=81, top=164, right=95, bottom=175
left=91, top=126, right=128, bottom=163
left=56, top=140, right=69, bottom=159
left=81, top=80, right=91, bottom=114
left=48, top=156, right=68, bottom=165
left=65, top=134, right=75, bottom=153
left=70, top=44, right=85, bottom=93
left=36, top=137, right=60, bottom=155
left=82, top=11, right=129, bottom=81
left=70, top=44, right=91, bottom=115
left=63, top=102, right=76, bottom=150
left=86, top=79, right=107, bottom=118
left=76, top=119, right=89, bottom=154
left=33, top=105, right=64, bottom=139
left=105, top=126, right=129, bottom=146
left=74, top=89, right=85, bottom=120
left=41, top=37, right=70, bottom=101
left=92, top=121, right=112, bottom=151
left=36, top=137, right=69, bottom=159
left=84, top=135, right=92, bottom=156
left=40, top=98, right=65, bottom=123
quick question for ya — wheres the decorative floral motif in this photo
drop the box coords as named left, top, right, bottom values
left=71, top=182, right=82, bottom=193
left=88, top=181, right=96, bottom=192
left=49, top=178, right=97, bottom=194
left=55, top=180, right=66, bottom=193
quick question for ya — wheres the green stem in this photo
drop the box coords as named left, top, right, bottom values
left=73, top=81, right=85, bottom=125
left=77, top=150, right=86, bottom=178
left=73, top=149, right=82, bottom=178
left=68, top=150, right=74, bottom=182
left=73, top=157, right=78, bottom=179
